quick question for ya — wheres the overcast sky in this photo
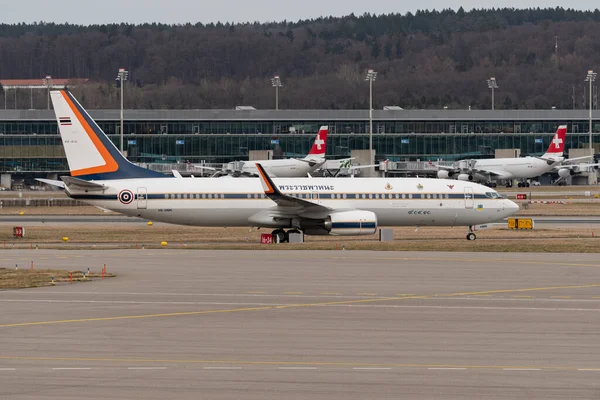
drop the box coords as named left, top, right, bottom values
left=3, top=0, right=598, bottom=25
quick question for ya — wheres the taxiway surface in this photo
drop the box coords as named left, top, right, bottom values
left=1, top=250, right=599, bottom=399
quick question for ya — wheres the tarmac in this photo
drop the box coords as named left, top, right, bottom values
left=1, top=250, right=599, bottom=399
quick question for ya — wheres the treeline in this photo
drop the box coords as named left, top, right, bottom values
left=1, top=8, right=600, bottom=109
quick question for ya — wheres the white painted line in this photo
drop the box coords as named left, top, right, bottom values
left=353, top=367, right=392, bottom=370
left=127, top=367, right=167, bottom=370
left=503, top=368, right=540, bottom=371
left=0, top=368, right=16, bottom=371
left=52, top=367, right=91, bottom=370
left=203, top=367, right=242, bottom=370
left=278, top=367, right=318, bottom=370
left=427, top=368, right=466, bottom=370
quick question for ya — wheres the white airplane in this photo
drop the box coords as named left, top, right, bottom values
left=38, top=90, right=519, bottom=241
left=437, top=125, right=589, bottom=187
left=199, top=127, right=331, bottom=178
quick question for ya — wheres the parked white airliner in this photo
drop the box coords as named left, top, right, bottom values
left=38, top=90, right=519, bottom=241
left=437, top=126, right=589, bottom=187
left=201, top=126, right=332, bottom=178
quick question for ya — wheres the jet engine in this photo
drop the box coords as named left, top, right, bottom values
left=437, top=170, right=453, bottom=179
left=457, top=173, right=474, bottom=181
left=558, top=168, right=574, bottom=178
left=301, top=210, right=378, bottom=236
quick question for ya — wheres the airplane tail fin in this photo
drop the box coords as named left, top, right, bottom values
left=305, top=126, right=328, bottom=159
left=50, top=90, right=165, bottom=180
left=542, top=125, right=567, bottom=158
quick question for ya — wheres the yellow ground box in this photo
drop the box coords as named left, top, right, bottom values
left=508, top=218, right=534, bottom=229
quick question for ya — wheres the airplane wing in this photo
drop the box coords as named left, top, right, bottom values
left=193, top=165, right=217, bottom=171
left=172, top=170, right=183, bottom=178
left=560, top=155, right=595, bottom=165
left=255, top=163, right=331, bottom=214
left=553, top=162, right=600, bottom=171
left=471, top=168, right=511, bottom=178
left=294, top=158, right=326, bottom=167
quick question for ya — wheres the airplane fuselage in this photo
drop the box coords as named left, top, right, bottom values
left=240, top=157, right=324, bottom=177
left=67, top=177, right=517, bottom=229
left=472, top=156, right=561, bottom=180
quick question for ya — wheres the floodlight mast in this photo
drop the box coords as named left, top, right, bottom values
left=43, top=75, right=53, bottom=110
left=271, top=76, right=282, bottom=110
left=585, top=70, right=597, bottom=153
left=116, top=68, right=129, bottom=155
left=365, top=69, right=377, bottom=167
left=487, top=77, right=498, bottom=110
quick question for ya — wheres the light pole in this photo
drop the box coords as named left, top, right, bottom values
left=585, top=70, right=597, bottom=153
left=116, top=68, right=129, bottom=155
left=487, top=77, right=498, bottom=110
left=43, top=75, right=52, bottom=110
left=271, top=76, right=282, bottom=110
left=365, top=69, right=377, bottom=166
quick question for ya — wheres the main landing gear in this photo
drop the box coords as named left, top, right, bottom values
left=271, top=229, right=302, bottom=243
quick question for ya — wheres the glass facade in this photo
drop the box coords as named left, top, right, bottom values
left=1, top=132, right=598, bottom=173
left=0, top=116, right=599, bottom=173
left=1, top=119, right=600, bottom=136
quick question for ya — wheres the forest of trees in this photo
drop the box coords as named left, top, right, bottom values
left=1, top=7, right=600, bottom=110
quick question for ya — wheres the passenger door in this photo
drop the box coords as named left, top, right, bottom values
left=137, top=187, right=147, bottom=209
left=464, top=187, right=474, bottom=209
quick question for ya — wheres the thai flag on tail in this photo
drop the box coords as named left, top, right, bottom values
left=59, top=116, right=72, bottom=126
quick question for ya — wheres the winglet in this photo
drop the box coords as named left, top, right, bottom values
left=255, top=163, right=281, bottom=197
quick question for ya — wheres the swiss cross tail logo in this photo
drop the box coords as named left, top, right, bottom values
left=314, top=134, right=324, bottom=150
left=552, top=134, right=563, bottom=149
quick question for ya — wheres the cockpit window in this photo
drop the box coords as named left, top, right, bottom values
left=485, top=192, right=502, bottom=199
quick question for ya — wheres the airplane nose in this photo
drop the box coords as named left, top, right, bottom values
left=505, top=199, right=520, bottom=215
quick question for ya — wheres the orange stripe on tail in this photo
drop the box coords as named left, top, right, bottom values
left=62, top=91, right=119, bottom=176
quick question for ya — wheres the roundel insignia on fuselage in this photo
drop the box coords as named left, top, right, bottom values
left=119, top=189, right=134, bottom=204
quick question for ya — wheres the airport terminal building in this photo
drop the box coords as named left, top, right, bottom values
left=0, top=108, right=599, bottom=186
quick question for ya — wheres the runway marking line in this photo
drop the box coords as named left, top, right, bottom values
left=2, top=283, right=600, bottom=328
left=0, top=356, right=594, bottom=372
left=331, top=255, right=600, bottom=268
left=551, top=296, right=573, bottom=299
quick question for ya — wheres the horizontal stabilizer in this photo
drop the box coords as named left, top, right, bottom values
left=61, top=176, right=108, bottom=191
left=35, top=178, right=65, bottom=189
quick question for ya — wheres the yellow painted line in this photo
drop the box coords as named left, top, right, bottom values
left=395, top=294, right=416, bottom=296
left=246, top=291, right=265, bottom=294
left=0, top=306, right=272, bottom=328
left=3, top=283, right=599, bottom=329
left=445, top=283, right=600, bottom=297
left=320, top=292, right=342, bottom=296
left=357, top=293, right=378, bottom=296
left=284, top=292, right=303, bottom=295
left=592, top=297, right=600, bottom=299
left=551, top=296, right=572, bottom=299
left=0, top=355, right=592, bottom=372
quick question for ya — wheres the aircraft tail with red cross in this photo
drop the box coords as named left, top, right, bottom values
left=541, top=125, right=567, bottom=160
left=304, top=126, right=328, bottom=160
